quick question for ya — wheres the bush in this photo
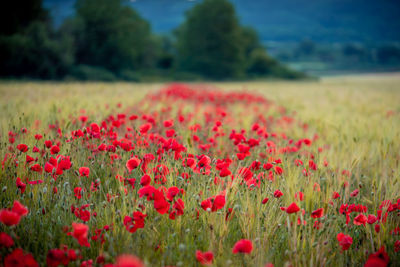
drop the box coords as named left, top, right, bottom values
left=246, top=48, right=306, bottom=79
left=117, top=70, right=141, bottom=82
left=69, top=65, right=117, bottom=81
left=0, top=22, right=70, bottom=79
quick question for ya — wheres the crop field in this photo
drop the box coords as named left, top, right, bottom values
left=0, top=75, right=399, bottom=267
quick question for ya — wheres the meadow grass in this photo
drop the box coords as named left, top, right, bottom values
left=0, top=75, right=399, bottom=266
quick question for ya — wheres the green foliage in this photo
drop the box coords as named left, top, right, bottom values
left=117, top=69, right=142, bottom=82
left=0, top=22, right=71, bottom=79
left=247, top=49, right=279, bottom=75
left=247, top=49, right=306, bottom=79
left=241, top=27, right=263, bottom=57
left=73, top=0, right=155, bottom=72
left=0, top=0, right=304, bottom=80
left=175, top=0, right=303, bottom=80
left=176, top=0, right=245, bottom=79
left=0, top=0, right=49, bottom=36
left=0, top=0, right=70, bottom=79
left=69, top=65, right=117, bottom=81
left=155, top=35, right=176, bottom=70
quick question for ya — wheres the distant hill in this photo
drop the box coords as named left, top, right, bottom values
left=44, top=0, right=400, bottom=43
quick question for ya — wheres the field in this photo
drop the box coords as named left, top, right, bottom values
left=0, top=75, right=399, bottom=267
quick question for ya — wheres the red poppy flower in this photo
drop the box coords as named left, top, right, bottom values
left=195, top=250, right=214, bottom=265
left=70, top=222, right=90, bottom=247
left=45, top=140, right=53, bottom=148
left=139, top=123, right=152, bottom=134
left=140, top=174, right=151, bottom=186
left=165, top=129, right=175, bottom=137
left=90, top=122, right=100, bottom=133
left=163, top=119, right=174, bottom=128
left=115, top=254, right=145, bottom=267
left=4, top=248, right=38, bottom=267
left=50, top=145, right=60, bottom=155
left=274, top=166, right=283, bottom=175
left=395, top=240, right=400, bottom=253
left=79, top=167, right=90, bottom=177
left=57, top=156, right=72, bottom=173
left=173, top=198, right=185, bottom=216
left=332, top=192, right=340, bottom=199
left=201, top=199, right=212, bottom=211
left=167, top=186, right=180, bottom=201
left=286, top=202, right=300, bottom=214
left=219, top=168, right=231, bottom=177
left=295, top=191, right=304, bottom=201
left=153, top=191, right=170, bottom=215
left=263, top=162, right=273, bottom=170
left=337, top=233, right=352, bottom=251
left=197, top=155, right=211, bottom=168
left=12, top=201, right=28, bottom=216
left=238, top=167, right=253, bottom=181
left=354, top=213, right=367, bottom=226
left=232, top=239, right=253, bottom=254
left=0, top=232, right=14, bottom=248
left=44, top=160, right=55, bottom=174
left=311, top=208, right=324, bottom=218
left=262, top=198, right=269, bottom=204
left=274, top=190, right=283, bottom=198
left=126, top=157, right=141, bottom=172
left=0, top=209, right=22, bottom=227
left=350, top=189, right=359, bottom=197
left=364, top=246, right=389, bottom=267
left=74, top=187, right=83, bottom=199
left=16, top=177, right=26, bottom=194
left=138, top=186, right=156, bottom=200
left=46, top=248, right=69, bottom=267
left=16, top=144, right=28, bottom=153
left=367, top=214, right=378, bottom=224
left=309, top=160, right=317, bottom=171
left=212, top=195, right=226, bottom=211
left=124, top=211, right=146, bottom=233
left=30, top=164, right=42, bottom=173
left=26, top=155, right=35, bottom=163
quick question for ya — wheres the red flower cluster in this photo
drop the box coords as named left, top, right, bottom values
left=232, top=239, right=253, bottom=254
left=0, top=201, right=29, bottom=226
left=69, top=222, right=90, bottom=247
left=1, top=83, right=399, bottom=266
left=337, top=233, right=353, bottom=251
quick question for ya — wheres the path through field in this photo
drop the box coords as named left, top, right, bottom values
left=0, top=75, right=399, bottom=266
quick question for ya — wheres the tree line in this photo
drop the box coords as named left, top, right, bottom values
left=0, top=0, right=305, bottom=81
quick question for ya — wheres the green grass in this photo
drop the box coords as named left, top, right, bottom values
left=0, top=75, right=399, bottom=266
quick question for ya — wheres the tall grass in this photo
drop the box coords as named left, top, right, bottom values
left=0, top=76, right=399, bottom=266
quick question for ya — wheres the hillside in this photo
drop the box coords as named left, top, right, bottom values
left=44, top=0, right=400, bottom=43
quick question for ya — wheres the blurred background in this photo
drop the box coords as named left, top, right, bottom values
left=1, top=0, right=399, bottom=81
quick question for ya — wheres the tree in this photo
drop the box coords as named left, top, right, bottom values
left=73, top=0, right=155, bottom=72
left=0, top=0, right=49, bottom=36
left=241, top=27, right=263, bottom=58
left=247, top=49, right=278, bottom=75
left=0, top=0, right=70, bottom=79
left=0, top=22, right=70, bottom=79
left=176, top=0, right=245, bottom=79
